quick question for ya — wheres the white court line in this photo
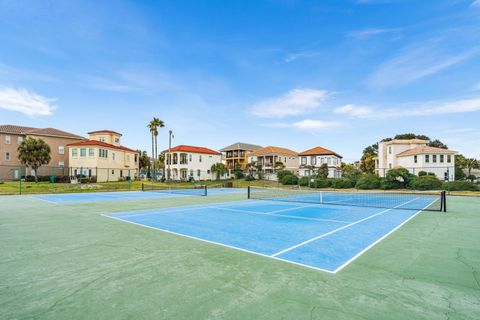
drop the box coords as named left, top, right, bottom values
left=209, top=205, right=350, bottom=224
left=333, top=198, right=437, bottom=273
left=271, top=197, right=421, bottom=257
left=30, top=196, right=59, bottom=205
left=101, top=213, right=335, bottom=274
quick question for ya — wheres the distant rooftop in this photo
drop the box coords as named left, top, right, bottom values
left=163, top=145, right=221, bottom=155
left=220, top=142, right=262, bottom=152
left=88, top=130, right=122, bottom=136
left=0, top=124, right=85, bottom=140
left=397, top=146, right=457, bottom=157
left=299, top=146, right=342, bottom=158
left=251, top=146, right=297, bottom=156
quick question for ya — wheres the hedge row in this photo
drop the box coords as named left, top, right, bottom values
left=279, top=173, right=479, bottom=191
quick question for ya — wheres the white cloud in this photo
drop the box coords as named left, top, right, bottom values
left=340, top=97, right=480, bottom=119
left=334, top=104, right=373, bottom=117
left=0, top=86, right=56, bottom=116
left=292, top=119, right=341, bottom=130
left=251, top=88, right=328, bottom=118
left=348, top=27, right=400, bottom=39
left=284, top=51, right=321, bottom=63
left=472, top=0, right=480, bottom=8
left=367, top=40, right=479, bottom=88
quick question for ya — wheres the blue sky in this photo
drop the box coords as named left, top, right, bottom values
left=0, top=0, right=480, bottom=162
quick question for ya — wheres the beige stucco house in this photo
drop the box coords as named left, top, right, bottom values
left=67, top=130, right=139, bottom=182
left=248, top=146, right=299, bottom=174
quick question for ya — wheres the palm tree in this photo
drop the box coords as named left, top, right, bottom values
left=17, top=137, right=51, bottom=182
left=211, top=163, right=227, bottom=180
left=147, top=117, right=165, bottom=180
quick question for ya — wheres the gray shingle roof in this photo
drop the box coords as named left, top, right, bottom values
left=0, top=125, right=85, bottom=140
left=220, top=142, right=263, bottom=152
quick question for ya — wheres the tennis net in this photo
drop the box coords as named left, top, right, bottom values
left=248, top=186, right=446, bottom=211
left=142, top=183, right=207, bottom=196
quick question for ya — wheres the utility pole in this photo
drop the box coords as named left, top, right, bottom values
left=168, top=130, right=174, bottom=181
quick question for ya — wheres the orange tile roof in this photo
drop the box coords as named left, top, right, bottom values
left=67, top=140, right=139, bottom=153
left=299, top=146, right=342, bottom=158
left=88, top=130, right=122, bottom=136
left=397, top=146, right=457, bottom=157
left=163, top=145, right=221, bottom=155
left=251, top=146, right=297, bottom=156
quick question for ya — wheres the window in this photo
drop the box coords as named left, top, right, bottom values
left=197, top=170, right=201, bottom=177
left=112, top=152, right=116, bottom=161
left=389, top=163, right=392, bottom=169
left=72, top=148, right=78, bottom=157
left=190, top=170, right=194, bottom=177
left=447, top=155, right=451, bottom=163
left=58, top=146, right=64, bottom=154
left=58, top=161, right=65, bottom=168
left=89, top=148, right=94, bottom=157
left=127, top=155, right=130, bottom=162
left=5, top=135, right=11, bottom=144
left=99, top=137, right=106, bottom=142
left=99, top=149, right=108, bottom=158
left=425, top=155, right=430, bottom=163
left=120, top=170, right=123, bottom=178
left=199, top=155, right=202, bottom=162
left=189, top=154, right=192, bottom=162
left=433, top=155, right=437, bottom=163
left=414, top=155, right=417, bottom=163
left=5, top=152, right=10, bottom=161
left=18, top=136, right=23, bottom=144
left=310, top=156, right=316, bottom=165
left=440, top=155, right=444, bottom=163
left=112, top=170, right=115, bottom=175
left=80, top=148, right=86, bottom=157
left=115, top=138, right=120, bottom=143
left=388, top=146, right=392, bottom=154
left=301, top=157, right=307, bottom=165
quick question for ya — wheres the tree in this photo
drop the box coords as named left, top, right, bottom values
left=427, top=139, right=448, bottom=149
left=341, top=163, right=362, bottom=181
left=360, top=144, right=378, bottom=173
left=464, top=158, right=479, bottom=176
left=138, top=150, right=151, bottom=177
left=255, top=162, right=264, bottom=180
left=316, top=163, right=329, bottom=179
left=147, top=118, right=165, bottom=180
left=211, top=163, right=227, bottom=180
left=17, top=137, right=51, bottom=182
left=385, top=167, right=414, bottom=189
left=274, top=161, right=285, bottom=172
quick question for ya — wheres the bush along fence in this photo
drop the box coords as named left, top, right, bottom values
left=0, top=165, right=140, bottom=194
left=275, top=167, right=479, bottom=192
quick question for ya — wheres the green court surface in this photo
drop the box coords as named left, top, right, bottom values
left=1, top=193, right=479, bottom=319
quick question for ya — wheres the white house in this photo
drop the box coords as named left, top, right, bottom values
left=375, top=139, right=457, bottom=181
left=298, top=146, right=342, bottom=178
left=164, top=145, right=225, bottom=181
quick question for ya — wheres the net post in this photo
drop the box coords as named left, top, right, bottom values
left=247, top=186, right=251, bottom=199
left=442, top=191, right=447, bottom=212
left=204, top=185, right=207, bottom=196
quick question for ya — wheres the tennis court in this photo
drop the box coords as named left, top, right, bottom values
left=104, top=187, right=446, bottom=272
left=32, top=186, right=244, bottom=204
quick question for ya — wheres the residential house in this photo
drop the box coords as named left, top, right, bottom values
left=164, top=145, right=223, bottom=181
left=376, top=139, right=457, bottom=180
left=298, top=146, right=343, bottom=178
left=248, top=146, right=298, bottom=174
left=0, top=124, right=85, bottom=179
left=67, top=130, right=139, bottom=182
left=220, top=142, right=262, bottom=170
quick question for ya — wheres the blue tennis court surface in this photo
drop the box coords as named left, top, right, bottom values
left=32, top=188, right=244, bottom=204
left=104, top=196, right=437, bottom=273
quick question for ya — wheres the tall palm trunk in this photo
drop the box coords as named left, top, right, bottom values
left=151, top=132, right=155, bottom=180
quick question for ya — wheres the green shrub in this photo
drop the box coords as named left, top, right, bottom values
left=245, top=175, right=255, bottom=181
left=418, top=171, right=427, bottom=176
left=234, top=171, right=244, bottom=179
left=443, top=181, right=479, bottom=191
left=356, top=174, right=381, bottom=189
left=332, top=178, right=355, bottom=189
left=281, top=174, right=298, bottom=185
left=298, top=176, right=311, bottom=186
left=277, top=170, right=293, bottom=181
left=409, top=176, right=442, bottom=190
left=311, top=178, right=333, bottom=188
left=382, top=179, right=404, bottom=189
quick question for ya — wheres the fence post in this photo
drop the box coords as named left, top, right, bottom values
left=247, top=186, right=251, bottom=199
left=128, top=169, right=131, bottom=191
left=19, top=165, right=23, bottom=195
left=51, top=166, right=55, bottom=192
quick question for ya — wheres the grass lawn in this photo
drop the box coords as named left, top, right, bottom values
left=0, top=191, right=479, bottom=319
